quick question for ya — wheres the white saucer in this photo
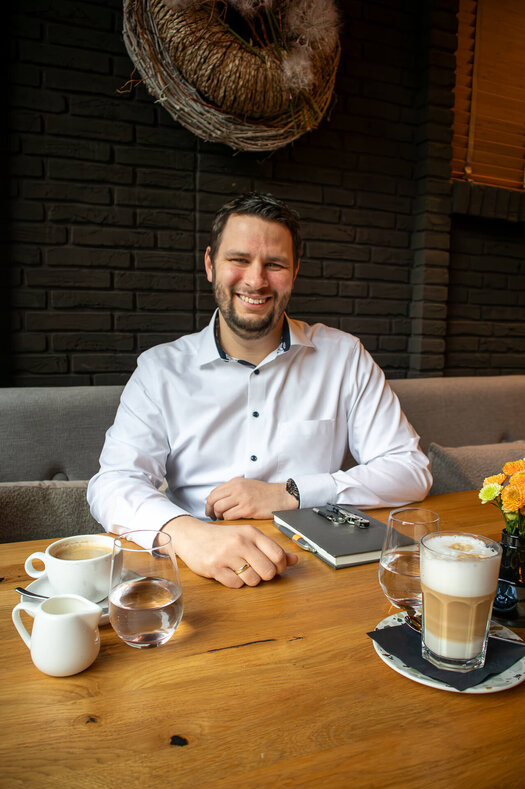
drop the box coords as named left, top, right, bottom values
left=21, top=575, right=110, bottom=626
left=372, top=611, right=525, bottom=694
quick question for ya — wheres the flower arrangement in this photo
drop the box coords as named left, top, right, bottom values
left=479, top=458, right=525, bottom=536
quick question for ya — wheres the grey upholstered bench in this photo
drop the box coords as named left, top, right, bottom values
left=1, top=375, right=524, bottom=541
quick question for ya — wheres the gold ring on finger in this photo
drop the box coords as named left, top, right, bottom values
left=234, top=562, right=251, bottom=575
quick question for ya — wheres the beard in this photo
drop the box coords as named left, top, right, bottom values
left=212, top=272, right=292, bottom=341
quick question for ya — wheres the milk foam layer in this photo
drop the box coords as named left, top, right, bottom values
left=420, top=533, right=500, bottom=597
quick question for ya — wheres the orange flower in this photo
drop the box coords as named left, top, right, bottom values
left=484, top=473, right=506, bottom=485
left=501, top=482, right=525, bottom=513
left=510, top=470, right=525, bottom=485
left=502, top=459, right=525, bottom=476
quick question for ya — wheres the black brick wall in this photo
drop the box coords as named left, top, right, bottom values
left=6, top=0, right=525, bottom=386
left=446, top=215, right=525, bottom=375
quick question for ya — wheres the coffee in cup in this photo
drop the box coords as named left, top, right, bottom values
left=25, top=534, right=115, bottom=603
left=420, top=532, right=502, bottom=673
left=52, top=540, right=112, bottom=561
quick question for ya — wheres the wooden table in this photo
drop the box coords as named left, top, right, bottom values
left=1, top=490, right=524, bottom=788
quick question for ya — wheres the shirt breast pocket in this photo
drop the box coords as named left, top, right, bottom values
left=277, top=419, right=335, bottom=476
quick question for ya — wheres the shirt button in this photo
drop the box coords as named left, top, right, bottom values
left=252, top=411, right=259, bottom=418
left=250, top=455, right=257, bottom=462
left=253, top=369, right=260, bottom=375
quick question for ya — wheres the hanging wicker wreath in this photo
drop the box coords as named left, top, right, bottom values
left=122, top=0, right=341, bottom=152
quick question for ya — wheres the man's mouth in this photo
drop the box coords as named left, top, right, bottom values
left=237, top=294, right=271, bottom=305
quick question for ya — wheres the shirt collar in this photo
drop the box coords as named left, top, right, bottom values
left=196, top=309, right=312, bottom=368
left=195, top=311, right=222, bottom=367
left=286, top=315, right=315, bottom=350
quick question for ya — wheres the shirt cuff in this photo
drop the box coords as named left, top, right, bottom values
left=115, top=498, right=190, bottom=550
left=293, top=473, right=338, bottom=509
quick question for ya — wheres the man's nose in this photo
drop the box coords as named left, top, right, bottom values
left=245, top=262, right=268, bottom=290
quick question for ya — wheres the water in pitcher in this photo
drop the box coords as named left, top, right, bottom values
left=378, top=549, right=422, bottom=609
left=109, top=576, right=183, bottom=648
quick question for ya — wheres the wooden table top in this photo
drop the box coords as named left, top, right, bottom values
left=1, top=490, right=525, bottom=788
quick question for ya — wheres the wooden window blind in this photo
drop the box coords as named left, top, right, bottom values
left=451, top=0, right=525, bottom=191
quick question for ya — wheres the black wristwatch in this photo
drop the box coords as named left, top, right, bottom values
left=286, top=478, right=300, bottom=506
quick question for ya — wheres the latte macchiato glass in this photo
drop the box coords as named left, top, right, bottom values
left=420, top=532, right=502, bottom=673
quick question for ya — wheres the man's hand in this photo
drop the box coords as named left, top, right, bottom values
left=161, top=515, right=298, bottom=588
left=205, top=477, right=299, bottom=520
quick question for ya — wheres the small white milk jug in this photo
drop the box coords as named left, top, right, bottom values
left=12, top=594, right=102, bottom=676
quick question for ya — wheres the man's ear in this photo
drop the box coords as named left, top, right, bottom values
left=204, top=247, right=213, bottom=283
left=293, top=259, right=300, bottom=282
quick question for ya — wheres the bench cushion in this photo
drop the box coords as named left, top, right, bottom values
left=0, top=481, right=101, bottom=542
left=429, top=440, right=525, bottom=495
left=0, top=386, right=123, bottom=482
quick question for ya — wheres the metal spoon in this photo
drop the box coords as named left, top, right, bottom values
left=15, top=586, right=109, bottom=615
left=15, top=586, right=48, bottom=601
left=403, top=611, right=522, bottom=645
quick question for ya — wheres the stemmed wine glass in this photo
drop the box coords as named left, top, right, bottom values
left=109, top=530, right=183, bottom=648
left=378, top=508, right=440, bottom=613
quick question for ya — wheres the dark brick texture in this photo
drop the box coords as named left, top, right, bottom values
left=6, top=0, right=525, bottom=386
left=446, top=216, right=525, bottom=375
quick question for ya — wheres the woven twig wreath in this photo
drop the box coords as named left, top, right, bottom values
left=123, top=0, right=341, bottom=151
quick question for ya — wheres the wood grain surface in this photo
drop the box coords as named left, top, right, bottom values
left=1, top=491, right=524, bottom=788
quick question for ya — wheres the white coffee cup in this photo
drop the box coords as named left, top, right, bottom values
left=25, top=534, right=115, bottom=603
left=12, top=594, right=102, bottom=676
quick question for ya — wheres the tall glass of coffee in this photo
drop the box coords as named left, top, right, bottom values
left=420, top=532, right=502, bottom=673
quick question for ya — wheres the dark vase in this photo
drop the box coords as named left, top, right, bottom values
left=492, top=530, right=525, bottom=627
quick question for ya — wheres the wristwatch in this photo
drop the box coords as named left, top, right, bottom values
left=286, top=478, right=300, bottom=506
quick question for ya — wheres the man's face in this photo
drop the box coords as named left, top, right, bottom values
left=205, top=214, right=298, bottom=341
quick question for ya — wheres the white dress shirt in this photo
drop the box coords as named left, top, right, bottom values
left=88, top=311, right=432, bottom=547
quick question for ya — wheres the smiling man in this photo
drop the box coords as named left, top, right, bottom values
left=88, top=193, right=432, bottom=588
left=207, top=210, right=297, bottom=340
left=205, top=210, right=298, bottom=360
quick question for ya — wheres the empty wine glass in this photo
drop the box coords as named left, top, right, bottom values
left=109, top=530, right=183, bottom=648
left=378, top=508, right=440, bottom=611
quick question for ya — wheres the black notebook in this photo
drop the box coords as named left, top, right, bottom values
left=272, top=505, right=387, bottom=568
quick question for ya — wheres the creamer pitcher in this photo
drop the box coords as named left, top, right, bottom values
left=12, top=594, right=102, bottom=676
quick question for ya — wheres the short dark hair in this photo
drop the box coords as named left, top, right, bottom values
left=209, top=192, right=302, bottom=268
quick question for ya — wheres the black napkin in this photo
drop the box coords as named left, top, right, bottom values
left=367, top=624, right=525, bottom=692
